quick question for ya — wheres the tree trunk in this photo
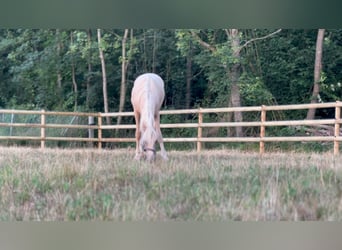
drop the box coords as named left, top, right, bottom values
left=86, top=29, right=93, bottom=111
left=56, top=29, right=63, bottom=89
left=87, top=29, right=94, bottom=147
left=116, top=29, right=130, bottom=133
left=152, top=30, right=157, bottom=73
left=97, top=29, right=110, bottom=125
left=306, top=29, right=325, bottom=120
left=186, top=42, right=192, bottom=111
left=70, top=31, right=78, bottom=111
left=143, top=30, right=148, bottom=72
left=55, top=29, right=63, bottom=101
left=228, top=29, right=243, bottom=137
left=71, top=62, right=78, bottom=110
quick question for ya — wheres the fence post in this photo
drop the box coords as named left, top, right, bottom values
left=334, top=101, right=341, bottom=155
left=9, top=113, right=14, bottom=137
left=197, top=108, right=203, bottom=153
left=88, top=116, right=95, bottom=147
left=260, top=105, right=266, bottom=154
left=41, top=109, right=46, bottom=149
left=97, top=113, right=102, bottom=149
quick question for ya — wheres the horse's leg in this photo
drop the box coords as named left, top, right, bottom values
left=134, top=111, right=141, bottom=160
left=155, top=113, right=168, bottom=160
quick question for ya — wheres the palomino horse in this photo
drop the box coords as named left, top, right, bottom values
left=131, top=73, right=168, bottom=161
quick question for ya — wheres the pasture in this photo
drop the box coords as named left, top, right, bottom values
left=0, top=146, right=341, bottom=221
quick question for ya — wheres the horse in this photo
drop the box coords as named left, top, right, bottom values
left=131, top=73, right=168, bottom=161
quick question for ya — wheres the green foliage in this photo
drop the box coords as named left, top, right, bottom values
left=258, top=30, right=312, bottom=104
left=239, top=74, right=275, bottom=106
left=0, top=29, right=341, bottom=123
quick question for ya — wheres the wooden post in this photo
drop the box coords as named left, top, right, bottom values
left=197, top=108, right=203, bottom=153
left=334, top=101, right=340, bottom=155
left=97, top=113, right=102, bottom=149
left=88, top=116, right=95, bottom=147
left=260, top=105, right=266, bottom=154
left=9, top=113, right=14, bottom=137
left=41, top=109, right=46, bottom=149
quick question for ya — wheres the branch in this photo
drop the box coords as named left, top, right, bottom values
left=190, top=30, right=216, bottom=52
left=239, top=29, right=282, bottom=52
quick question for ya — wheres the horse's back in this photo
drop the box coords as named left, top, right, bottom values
left=133, top=73, right=164, bottom=89
left=131, top=73, right=165, bottom=111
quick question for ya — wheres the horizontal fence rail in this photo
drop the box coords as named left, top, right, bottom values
left=0, top=101, right=341, bottom=154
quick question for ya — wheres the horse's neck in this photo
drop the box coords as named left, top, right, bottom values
left=140, top=92, right=157, bottom=145
left=139, top=89, right=155, bottom=128
left=141, top=105, right=154, bottom=127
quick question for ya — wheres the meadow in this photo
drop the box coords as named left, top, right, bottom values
left=0, top=146, right=341, bottom=221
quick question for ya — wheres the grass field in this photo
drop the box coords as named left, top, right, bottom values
left=0, top=146, right=341, bottom=221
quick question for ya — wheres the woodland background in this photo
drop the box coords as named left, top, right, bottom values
left=0, top=29, right=341, bottom=137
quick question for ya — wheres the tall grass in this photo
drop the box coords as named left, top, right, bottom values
left=0, top=147, right=341, bottom=221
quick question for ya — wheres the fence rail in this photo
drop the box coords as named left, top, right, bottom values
left=0, top=102, right=341, bottom=154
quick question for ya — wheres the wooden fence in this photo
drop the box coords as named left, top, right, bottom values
left=0, top=102, right=341, bottom=154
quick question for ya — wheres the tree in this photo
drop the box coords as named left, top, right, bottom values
left=318, top=29, right=342, bottom=106
left=258, top=29, right=317, bottom=111
left=69, top=31, right=78, bottom=110
left=227, top=29, right=243, bottom=136
left=55, top=29, right=63, bottom=92
left=117, top=29, right=135, bottom=130
left=86, top=29, right=93, bottom=111
left=185, top=40, right=192, bottom=110
left=187, top=29, right=281, bottom=136
left=97, top=29, right=110, bottom=124
left=307, top=29, right=325, bottom=120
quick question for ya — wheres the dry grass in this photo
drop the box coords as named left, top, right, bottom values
left=0, top=146, right=341, bottom=221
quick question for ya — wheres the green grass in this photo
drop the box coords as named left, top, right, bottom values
left=0, top=147, right=341, bottom=221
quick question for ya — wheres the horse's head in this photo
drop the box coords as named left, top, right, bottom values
left=140, top=127, right=158, bottom=162
left=143, top=145, right=156, bottom=162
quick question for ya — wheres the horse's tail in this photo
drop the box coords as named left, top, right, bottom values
left=140, top=78, right=158, bottom=144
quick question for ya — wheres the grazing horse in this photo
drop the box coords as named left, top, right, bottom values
left=131, top=73, right=168, bottom=161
